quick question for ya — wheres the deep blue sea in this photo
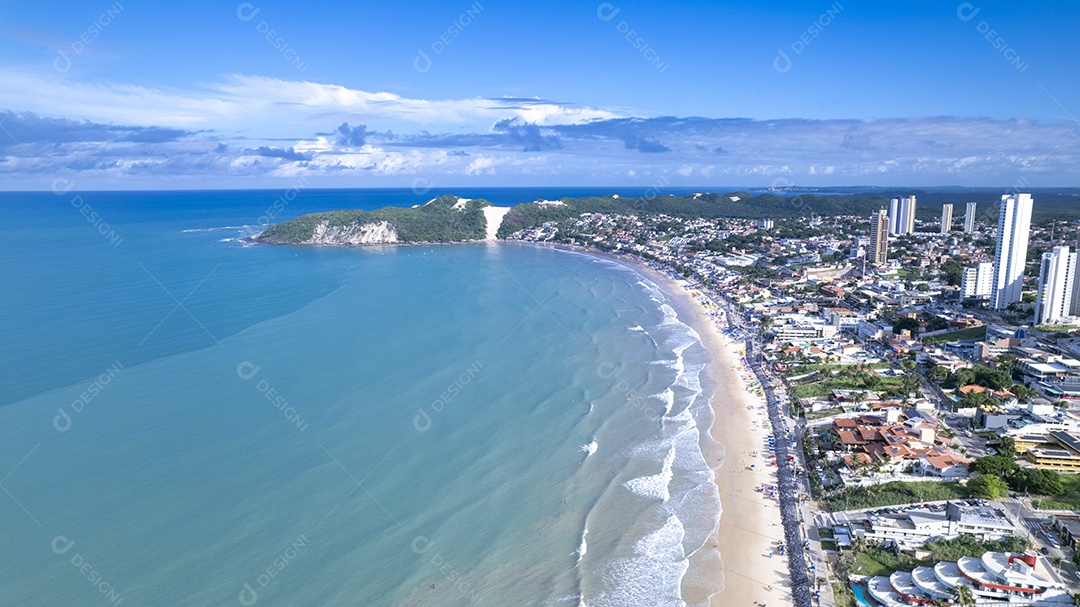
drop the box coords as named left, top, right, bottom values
left=0, top=188, right=723, bottom=606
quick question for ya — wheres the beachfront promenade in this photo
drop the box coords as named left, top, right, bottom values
left=722, top=299, right=816, bottom=607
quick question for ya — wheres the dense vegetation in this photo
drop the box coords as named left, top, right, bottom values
left=925, top=534, right=1029, bottom=561
left=259, top=195, right=490, bottom=243
left=969, top=454, right=1068, bottom=497
left=825, top=480, right=971, bottom=511
left=841, top=534, right=1027, bottom=579
left=258, top=188, right=1080, bottom=244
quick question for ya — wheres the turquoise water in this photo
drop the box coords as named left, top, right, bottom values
left=852, top=583, right=871, bottom=607
left=1, top=190, right=723, bottom=606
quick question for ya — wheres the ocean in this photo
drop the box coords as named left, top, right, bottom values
left=0, top=188, right=723, bottom=606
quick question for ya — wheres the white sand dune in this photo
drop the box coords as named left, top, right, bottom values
left=482, top=206, right=511, bottom=240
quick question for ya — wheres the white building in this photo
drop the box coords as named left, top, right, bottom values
left=964, top=201, right=977, bottom=233
left=941, top=204, right=953, bottom=234
left=991, top=193, right=1034, bottom=310
left=854, top=502, right=1016, bottom=548
left=757, top=218, right=773, bottom=230
left=889, top=195, right=917, bottom=235
left=1035, top=245, right=1077, bottom=324
left=867, top=552, right=1072, bottom=606
left=961, top=262, right=994, bottom=299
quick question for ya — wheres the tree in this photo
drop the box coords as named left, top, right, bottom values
left=925, top=316, right=949, bottom=331
left=946, top=368, right=976, bottom=389
left=1010, top=468, right=1066, bottom=495
left=999, top=436, right=1016, bottom=458
left=953, top=584, right=975, bottom=607
left=1011, top=385, right=1030, bottom=402
left=968, top=474, right=1008, bottom=499
left=928, top=365, right=949, bottom=382
left=901, top=359, right=917, bottom=372
left=959, top=390, right=989, bottom=409
left=996, top=353, right=1017, bottom=375
left=893, top=317, right=921, bottom=335
left=940, top=259, right=964, bottom=286
left=969, top=455, right=1019, bottom=477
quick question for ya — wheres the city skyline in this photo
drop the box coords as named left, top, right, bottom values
left=0, top=1, right=1077, bottom=189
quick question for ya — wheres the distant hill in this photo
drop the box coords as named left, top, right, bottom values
left=258, top=189, right=1080, bottom=245
left=257, top=195, right=491, bottom=244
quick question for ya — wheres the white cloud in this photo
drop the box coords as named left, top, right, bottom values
left=464, top=155, right=497, bottom=175
left=0, top=71, right=622, bottom=135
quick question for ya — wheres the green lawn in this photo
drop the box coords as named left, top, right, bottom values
left=1036, top=325, right=1080, bottom=333
left=825, top=480, right=971, bottom=511
left=832, top=582, right=856, bottom=607
left=783, top=362, right=890, bottom=378
left=806, top=406, right=847, bottom=420
left=852, top=546, right=929, bottom=576
left=922, top=325, right=988, bottom=344
left=1032, top=473, right=1080, bottom=510
left=791, top=375, right=909, bottom=399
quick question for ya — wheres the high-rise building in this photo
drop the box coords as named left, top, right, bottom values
left=941, top=204, right=953, bottom=234
left=869, top=209, right=889, bottom=266
left=961, top=262, right=994, bottom=299
left=889, top=195, right=917, bottom=235
left=991, top=193, right=1034, bottom=310
left=757, top=218, right=773, bottom=230
left=1035, top=246, right=1077, bottom=324
left=964, top=202, right=976, bottom=233
left=1072, top=234, right=1080, bottom=315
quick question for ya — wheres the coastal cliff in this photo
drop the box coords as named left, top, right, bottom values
left=307, top=220, right=399, bottom=245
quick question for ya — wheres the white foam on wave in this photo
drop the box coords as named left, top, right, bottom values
left=623, top=445, right=675, bottom=501
left=580, top=439, right=598, bottom=457
left=658, top=388, right=675, bottom=416
left=590, top=525, right=689, bottom=607
left=629, top=325, right=645, bottom=332
left=575, top=525, right=589, bottom=562
left=635, top=514, right=686, bottom=559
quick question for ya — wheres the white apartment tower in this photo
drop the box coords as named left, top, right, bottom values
left=941, top=204, right=953, bottom=234
left=961, top=262, right=994, bottom=299
left=1035, top=246, right=1077, bottom=324
left=888, top=195, right=917, bottom=235
left=964, top=202, right=976, bottom=233
left=991, top=193, right=1034, bottom=310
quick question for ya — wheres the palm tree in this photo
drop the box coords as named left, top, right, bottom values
left=952, top=584, right=975, bottom=607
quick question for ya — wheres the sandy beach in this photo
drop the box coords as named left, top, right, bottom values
left=646, top=269, right=791, bottom=607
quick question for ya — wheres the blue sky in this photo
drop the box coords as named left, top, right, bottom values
left=0, top=0, right=1078, bottom=189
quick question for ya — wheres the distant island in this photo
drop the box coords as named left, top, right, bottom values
left=256, top=189, right=1080, bottom=245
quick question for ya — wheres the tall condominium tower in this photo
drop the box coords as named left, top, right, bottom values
left=1035, top=246, right=1077, bottom=324
left=964, top=202, right=976, bottom=233
left=888, top=195, right=917, bottom=235
left=869, top=209, right=889, bottom=265
left=941, top=204, right=953, bottom=235
left=990, top=193, right=1034, bottom=310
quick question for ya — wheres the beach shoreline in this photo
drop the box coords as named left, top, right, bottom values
left=634, top=265, right=792, bottom=607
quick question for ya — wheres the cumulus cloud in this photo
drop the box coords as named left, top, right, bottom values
left=0, top=111, right=191, bottom=149
left=622, top=136, right=671, bottom=153
left=492, top=118, right=561, bottom=151
left=335, top=123, right=367, bottom=147
left=1, top=95, right=1077, bottom=187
